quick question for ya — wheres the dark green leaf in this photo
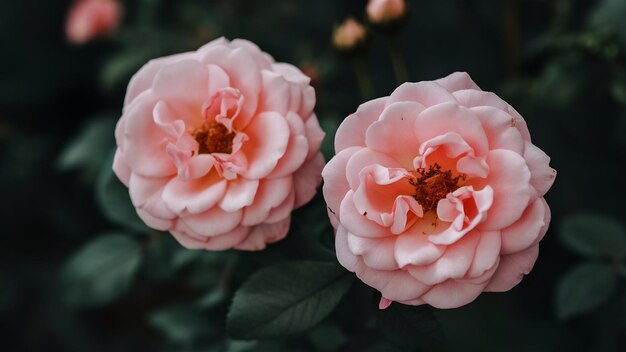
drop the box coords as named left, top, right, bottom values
left=227, top=261, right=353, bottom=340
left=556, top=262, right=618, bottom=319
left=95, top=150, right=151, bottom=234
left=61, top=233, right=142, bottom=307
left=560, top=213, right=626, bottom=258
left=57, top=116, right=117, bottom=182
left=375, top=303, right=445, bottom=351
left=306, top=322, right=348, bottom=351
left=149, top=304, right=215, bottom=344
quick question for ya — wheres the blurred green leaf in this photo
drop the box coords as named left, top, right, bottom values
left=57, top=116, right=116, bottom=182
left=149, top=304, right=214, bottom=345
left=588, top=0, right=626, bottom=45
left=556, top=262, right=618, bottom=319
left=226, top=261, right=353, bottom=340
left=61, top=233, right=142, bottom=307
left=375, top=303, right=444, bottom=351
left=96, top=150, right=151, bottom=234
left=306, top=322, right=348, bottom=351
left=560, top=213, right=626, bottom=258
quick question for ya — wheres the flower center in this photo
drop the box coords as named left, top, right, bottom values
left=409, top=163, right=466, bottom=214
left=191, top=122, right=236, bottom=155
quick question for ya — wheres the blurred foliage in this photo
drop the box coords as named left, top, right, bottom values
left=2, top=0, right=626, bottom=351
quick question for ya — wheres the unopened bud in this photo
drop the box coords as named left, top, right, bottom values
left=332, top=17, right=368, bottom=53
left=366, top=0, right=407, bottom=26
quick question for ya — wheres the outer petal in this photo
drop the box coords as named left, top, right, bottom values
left=485, top=245, right=539, bottom=292
left=242, top=177, right=293, bottom=226
left=293, top=152, right=325, bottom=208
left=304, top=114, right=325, bottom=161
left=113, top=151, right=131, bottom=186
left=467, top=230, right=501, bottom=278
left=500, top=198, right=547, bottom=255
left=335, top=97, right=387, bottom=152
left=365, top=101, right=424, bottom=167
left=122, top=95, right=177, bottom=178
left=523, top=142, right=556, bottom=197
left=162, top=172, right=228, bottom=214
left=178, top=207, right=242, bottom=237
left=152, top=59, right=209, bottom=105
left=124, top=52, right=194, bottom=107
left=408, top=230, right=480, bottom=285
left=387, top=81, right=457, bottom=108
left=469, top=106, right=525, bottom=155
left=235, top=217, right=291, bottom=251
left=347, top=233, right=399, bottom=270
left=473, top=150, right=533, bottom=230
left=322, top=146, right=362, bottom=225
left=434, top=72, right=480, bottom=92
left=420, top=278, right=488, bottom=309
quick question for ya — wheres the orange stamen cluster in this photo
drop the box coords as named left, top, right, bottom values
left=191, top=122, right=235, bottom=155
left=409, top=163, right=466, bottom=213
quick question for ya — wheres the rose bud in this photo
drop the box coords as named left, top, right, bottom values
left=65, top=0, right=122, bottom=45
left=114, top=38, right=325, bottom=251
left=332, top=17, right=368, bottom=54
left=322, top=72, right=556, bottom=308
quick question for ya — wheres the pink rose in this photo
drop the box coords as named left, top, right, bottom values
left=65, top=0, right=122, bottom=45
left=322, top=72, right=556, bottom=308
left=332, top=17, right=368, bottom=52
left=114, top=38, right=325, bottom=251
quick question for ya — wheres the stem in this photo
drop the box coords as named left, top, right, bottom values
left=352, top=57, right=375, bottom=100
left=387, top=36, right=409, bottom=84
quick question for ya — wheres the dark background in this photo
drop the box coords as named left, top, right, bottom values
left=1, top=0, right=625, bottom=351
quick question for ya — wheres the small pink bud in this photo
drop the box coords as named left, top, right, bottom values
left=366, top=0, right=407, bottom=24
left=332, top=17, right=367, bottom=52
left=65, top=0, right=122, bottom=45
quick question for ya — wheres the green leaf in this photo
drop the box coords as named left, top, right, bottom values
left=61, top=233, right=142, bottom=307
left=556, top=262, right=618, bottom=319
left=57, top=116, right=116, bottom=182
left=375, top=303, right=444, bottom=351
left=560, top=213, right=626, bottom=258
left=149, top=304, right=215, bottom=344
left=306, top=322, right=348, bottom=351
left=227, top=261, right=353, bottom=340
left=95, top=150, right=151, bottom=234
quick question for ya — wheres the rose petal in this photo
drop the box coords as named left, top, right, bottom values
left=434, top=72, right=481, bottom=92
left=242, top=177, right=293, bottom=226
left=473, top=150, right=533, bottom=230
left=365, top=101, right=424, bottom=167
left=162, top=172, right=227, bottom=214
left=322, top=146, right=362, bottom=225
left=408, top=230, right=480, bottom=285
left=293, top=152, right=325, bottom=208
left=501, top=198, right=548, bottom=255
left=219, top=178, right=259, bottom=212
left=387, top=81, right=457, bottom=108
left=236, top=217, right=291, bottom=251
left=335, top=97, right=388, bottom=152
left=485, top=245, right=539, bottom=292
left=241, top=112, right=290, bottom=179
left=523, top=142, right=556, bottom=197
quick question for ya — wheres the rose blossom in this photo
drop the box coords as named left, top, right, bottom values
left=114, top=38, right=325, bottom=251
left=322, top=72, right=556, bottom=308
left=66, top=0, right=121, bottom=45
